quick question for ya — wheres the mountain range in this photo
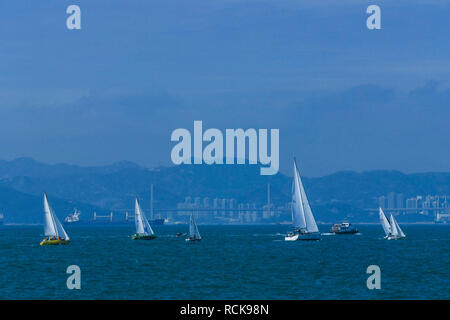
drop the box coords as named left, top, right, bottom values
left=0, top=157, right=449, bottom=224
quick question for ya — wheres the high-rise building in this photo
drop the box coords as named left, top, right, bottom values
left=229, top=198, right=236, bottom=218
left=388, top=192, right=396, bottom=209
left=203, top=197, right=210, bottom=209
left=238, top=203, right=245, bottom=222
left=378, top=196, right=387, bottom=209
left=396, top=193, right=404, bottom=210
left=406, top=198, right=417, bottom=209
left=221, top=198, right=228, bottom=216
left=213, top=198, right=219, bottom=216
left=251, top=203, right=258, bottom=222
left=416, top=196, right=423, bottom=208
left=262, top=203, right=273, bottom=219
left=245, top=203, right=251, bottom=223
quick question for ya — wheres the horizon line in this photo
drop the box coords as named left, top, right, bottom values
left=0, top=156, right=449, bottom=178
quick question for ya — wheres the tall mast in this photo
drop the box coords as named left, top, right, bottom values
left=150, top=184, right=154, bottom=221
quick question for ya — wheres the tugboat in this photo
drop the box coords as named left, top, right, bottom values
left=176, top=232, right=187, bottom=237
left=330, top=222, right=358, bottom=234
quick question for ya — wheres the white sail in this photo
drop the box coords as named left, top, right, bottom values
left=43, top=194, right=57, bottom=236
left=134, top=199, right=145, bottom=234
left=295, top=160, right=319, bottom=233
left=291, top=161, right=307, bottom=230
left=135, top=198, right=154, bottom=236
left=389, top=214, right=399, bottom=236
left=379, top=208, right=391, bottom=236
left=54, top=214, right=69, bottom=240
left=189, top=213, right=201, bottom=239
left=394, top=217, right=406, bottom=238
left=43, top=193, right=69, bottom=239
left=142, top=213, right=154, bottom=236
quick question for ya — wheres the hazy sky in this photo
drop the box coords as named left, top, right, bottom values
left=0, top=0, right=449, bottom=176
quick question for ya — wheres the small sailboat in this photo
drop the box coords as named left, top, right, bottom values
left=186, top=213, right=202, bottom=242
left=40, top=193, right=71, bottom=246
left=379, top=208, right=406, bottom=240
left=131, top=198, right=156, bottom=240
left=285, top=158, right=321, bottom=241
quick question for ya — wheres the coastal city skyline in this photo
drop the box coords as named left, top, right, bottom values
left=378, top=193, right=450, bottom=222
left=64, top=187, right=450, bottom=225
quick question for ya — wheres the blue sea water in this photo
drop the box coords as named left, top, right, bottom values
left=0, top=224, right=448, bottom=300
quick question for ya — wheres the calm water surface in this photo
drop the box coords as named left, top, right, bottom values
left=0, top=224, right=448, bottom=299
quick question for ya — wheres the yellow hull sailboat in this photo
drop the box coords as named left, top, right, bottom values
left=40, top=193, right=71, bottom=246
left=40, top=238, right=71, bottom=246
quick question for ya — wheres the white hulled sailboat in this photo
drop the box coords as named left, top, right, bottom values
left=379, top=208, right=406, bottom=240
left=40, top=193, right=71, bottom=246
left=285, top=158, right=321, bottom=241
left=186, top=212, right=202, bottom=242
left=131, top=198, right=156, bottom=240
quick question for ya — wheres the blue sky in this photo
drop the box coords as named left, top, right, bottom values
left=0, top=1, right=449, bottom=176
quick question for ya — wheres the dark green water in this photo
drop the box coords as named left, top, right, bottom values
left=0, top=224, right=448, bottom=299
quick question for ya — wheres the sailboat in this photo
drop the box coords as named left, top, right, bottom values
left=186, top=212, right=202, bottom=242
left=379, top=207, right=406, bottom=240
left=131, top=198, right=156, bottom=240
left=40, top=193, right=71, bottom=246
left=285, top=158, right=321, bottom=241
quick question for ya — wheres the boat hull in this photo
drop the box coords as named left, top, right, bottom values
left=131, top=234, right=156, bottom=240
left=285, top=232, right=321, bottom=241
left=185, top=237, right=202, bottom=242
left=40, top=239, right=71, bottom=246
left=333, top=230, right=358, bottom=234
left=385, top=235, right=406, bottom=240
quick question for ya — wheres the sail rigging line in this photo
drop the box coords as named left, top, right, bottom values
left=292, top=159, right=307, bottom=230
left=379, top=207, right=391, bottom=236
left=390, top=214, right=399, bottom=236
left=189, top=212, right=201, bottom=239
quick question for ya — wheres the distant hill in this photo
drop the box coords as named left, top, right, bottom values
left=0, top=158, right=448, bottom=223
left=0, top=185, right=101, bottom=224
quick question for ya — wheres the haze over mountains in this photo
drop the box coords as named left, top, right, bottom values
left=0, top=158, right=449, bottom=224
